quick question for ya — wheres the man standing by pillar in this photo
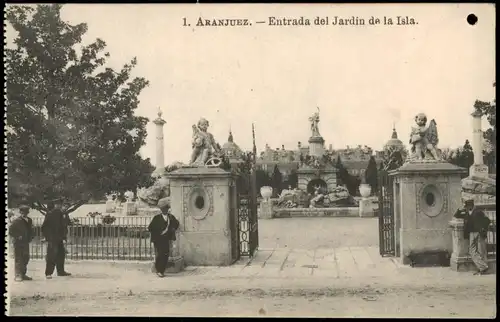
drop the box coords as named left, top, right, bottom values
left=42, top=199, right=72, bottom=278
left=455, top=199, right=491, bottom=275
left=9, top=204, right=34, bottom=282
left=148, top=199, right=179, bottom=278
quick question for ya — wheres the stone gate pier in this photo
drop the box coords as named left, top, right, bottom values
left=167, top=167, right=240, bottom=266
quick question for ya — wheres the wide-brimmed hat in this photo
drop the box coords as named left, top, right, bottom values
left=18, top=204, right=30, bottom=211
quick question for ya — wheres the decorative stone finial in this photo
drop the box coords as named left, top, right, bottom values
left=391, top=125, right=398, bottom=139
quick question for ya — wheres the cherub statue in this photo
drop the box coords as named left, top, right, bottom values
left=309, top=107, right=321, bottom=137
left=190, top=118, right=222, bottom=166
left=409, top=113, right=440, bottom=160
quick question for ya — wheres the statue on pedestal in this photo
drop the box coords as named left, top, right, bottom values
left=309, top=107, right=321, bottom=137
left=409, top=113, right=440, bottom=161
left=190, top=118, right=222, bottom=166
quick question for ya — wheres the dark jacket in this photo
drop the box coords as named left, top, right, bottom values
left=148, top=213, right=180, bottom=244
left=41, top=209, right=69, bottom=242
left=463, top=208, right=491, bottom=239
left=9, top=216, right=34, bottom=244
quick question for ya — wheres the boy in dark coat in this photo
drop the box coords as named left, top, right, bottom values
left=454, top=199, right=491, bottom=275
left=42, top=199, right=71, bottom=278
left=148, top=199, right=180, bottom=278
left=9, top=204, right=34, bottom=281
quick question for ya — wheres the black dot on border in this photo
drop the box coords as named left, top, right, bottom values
left=467, top=14, right=478, bottom=26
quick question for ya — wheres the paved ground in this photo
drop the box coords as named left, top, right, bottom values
left=259, top=217, right=379, bottom=249
left=7, top=247, right=497, bottom=317
left=7, top=217, right=497, bottom=317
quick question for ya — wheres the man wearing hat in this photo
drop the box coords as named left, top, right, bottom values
left=454, top=199, right=491, bottom=275
left=42, top=199, right=72, bottom=278
left=8, top=204, right=34, bottom=281
left=148, top=198, right=180, bottom=278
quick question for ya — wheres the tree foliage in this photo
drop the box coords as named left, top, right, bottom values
left=271, top=165, right=283, bottom=197
left=445, top=140, right=474, bottom=174
left=287, top=169, right=298, bottom=189
left=335, top=156, right=361, bottom=196
left=255, top=169, right=271, bottom=194
left=365, top=156, right=378, bottom=194
left=6, top=4, right=155, bottom=213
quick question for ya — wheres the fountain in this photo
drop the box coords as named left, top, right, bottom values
left=272, top=110, right=360, bottom=219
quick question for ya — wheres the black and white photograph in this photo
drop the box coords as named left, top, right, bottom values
left=4, top=3, right=496, bottom=317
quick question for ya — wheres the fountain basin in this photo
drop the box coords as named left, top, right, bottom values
left=274, top=207, right=372, bottom=218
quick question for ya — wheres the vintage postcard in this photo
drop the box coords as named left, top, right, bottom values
left=4, top=3, right=496, bottom=318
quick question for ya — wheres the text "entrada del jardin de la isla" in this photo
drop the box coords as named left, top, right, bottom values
left=268, top=16, right=418, bottom=26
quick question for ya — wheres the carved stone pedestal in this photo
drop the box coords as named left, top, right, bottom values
left=308, top=136, right=325, bottom=157
left=167, top=167, right=239, bottom=266
left=358, top=198, right=373, bottom=217
left=123, top=201, right=137, bottom=216
left=449, top=218, right=473, bottom=271
left=391, top=160, right=466, bottom=266
left=105, top=199, right=116, bottom=213
left=259, top=199, right=274, bottom=219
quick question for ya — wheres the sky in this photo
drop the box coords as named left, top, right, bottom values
left=5, top=3, right=496, bottom=167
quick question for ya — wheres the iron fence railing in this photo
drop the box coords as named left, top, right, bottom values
left=480, top=205, right=497, bottom=258
left=25, top=216, right=155, bottom=261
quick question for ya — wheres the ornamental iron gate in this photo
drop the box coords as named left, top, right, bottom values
left=236, top=167, right=259, bottom=258
left=378, top=169, right=396, bottom=256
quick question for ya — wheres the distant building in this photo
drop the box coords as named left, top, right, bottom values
left=221, top=131, right=245, bottom=169
left=254, top=126, right=405, bottom=178
left=221, top=126, right=406, bottom=181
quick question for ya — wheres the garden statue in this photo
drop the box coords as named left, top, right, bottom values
left=409, top=113, right=440, bottom=161
left=309, top=185, right=326, bottom=208
left=190, top=118, right=223, bottom=166
left=137, top=176, right=171, bottom=207
left=309, top=107, right=321, bottom=137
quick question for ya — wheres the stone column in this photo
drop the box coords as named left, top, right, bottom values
left=153, top=109, right=166, bottom=176
left=469, top=110, right=488, bottom=178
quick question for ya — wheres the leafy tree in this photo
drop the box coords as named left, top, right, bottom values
left=365, top=156, right=378, bottom=194
left=271, top=165, right=283, bottom=197
left=447, top=140, right=474, bottom=173
left=287, top=169, right=298, bottom=189
left=6, top=4, right=154, bottom=214
left=255, top=169, right=271, bottom=193
left=474, top=82, right=496, bottom=173
left=334, top=156, right=360, bottom=196
left=381, top=148, right=405, bottom=171
left=460, top=140, right=474, bottom=169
